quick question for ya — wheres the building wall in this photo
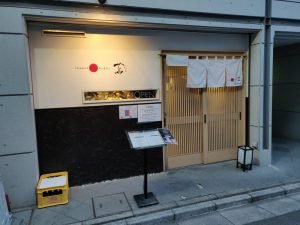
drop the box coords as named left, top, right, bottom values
left=0, top=3, right=265, bottom=208
left=29, top=24, right=249, bottom=186
left=61, top=0, right=266, bottom=17
left=249, top=31, right=270, bottom=165
left=273, top=44, right=300, bottom=140
left=29, top=25, right=249, bottom=109
left=105, top=0, right=265, bottom=17
left=272, top=0, right=300, bottom=20
left=0, top=13, right=39, bottom=208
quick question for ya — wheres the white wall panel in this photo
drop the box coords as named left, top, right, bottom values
left=29, top=27, right=248, bottom=109
left=272, top=0, right=300, bottom=20
left=250, top=125, right=260, bottom=148
left=109, top=0, right=265, bottom=17
left=250, top=44, right=265, bottom=86
left=0, top=34, right=30, bottom=95
left=0, top=152, right=39, bottom=208
left=63, top=0, right=265, bottom=17
left=0, top=95, right=37, bottom=156
left=249, top=31, right=264, bottom=135
left=248, top=31, right=266, bottom=165
left=0, top=5, right=263, bottom=34
left=0, top=7, right=25, bottom=34
left=249, top=86, right=262, bottom=127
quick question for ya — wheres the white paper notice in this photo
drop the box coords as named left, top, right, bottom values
left=145, top=130, right=165, bottom=146
left=39, top=176, right=67, bottom=189
left=138, top=104, right=162, bottom=123
left=119, top=105, right=138, bottom=119
left=127, top=130, right=164, bottom=149
left=128, top=132, right=148, bottom=149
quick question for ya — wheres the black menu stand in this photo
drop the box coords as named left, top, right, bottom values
left=126, top=130, right=164, bottom=208
left=133, top=148, right=158, bottom=208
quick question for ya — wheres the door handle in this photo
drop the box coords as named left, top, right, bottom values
left=204, top=114, right=207, bottom=124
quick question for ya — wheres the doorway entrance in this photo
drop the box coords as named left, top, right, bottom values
left=272, top=40, right=300, bottom=176
left=164, top=53, right=246, bottom=169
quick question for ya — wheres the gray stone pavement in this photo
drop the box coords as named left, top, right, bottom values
left=79, top=190, right=300, bottom=225
left=11, top=138, right=300, bottom=225
left=245, top=209, right=300, bottom=225
left=149, top=193, right=300, bottom=225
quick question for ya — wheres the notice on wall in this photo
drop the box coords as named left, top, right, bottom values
left=119, top=105, right=138, bottom=119
left=138, top=104, right=162, bottom=123
left=127, top=130, right=165, bottom=149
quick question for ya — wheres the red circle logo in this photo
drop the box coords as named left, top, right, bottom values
left=89, top=64, right=98, bottom=72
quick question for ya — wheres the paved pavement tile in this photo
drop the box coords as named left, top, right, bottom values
left=245, top=210, right=300, bottom=225
left=62, top=199, right=94, bottom=221
left=16, top=143, right=300, bottom=225
left=288, top=192, right=300, bottom=202
left=256, top=196, right=300, bottom=216
left=31, top=208, right=77, bottom=225
left=49, top=199, right=82, bottom=215
left=12, top=210, right=32, bottom=225
left=93, top=193, right=131, bottom=218
left=219, top=205, right=274, bottom=225
left=177, top=212, right=234, bottom=225
left=41, top=198, right=94, bottom=222
left=70, top=187, right=97, bottom=203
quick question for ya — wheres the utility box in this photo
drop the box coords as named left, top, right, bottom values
left=0, top=175, right=11, bottom=225
left=37, top=172, right=69, bottom=208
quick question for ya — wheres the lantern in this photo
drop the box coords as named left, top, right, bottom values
left=237, top=145, right=254, bottom=172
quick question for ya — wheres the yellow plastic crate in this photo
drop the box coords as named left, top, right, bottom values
left=37, top=172, right=69, bottom=208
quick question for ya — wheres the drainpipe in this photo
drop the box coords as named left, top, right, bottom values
left=263, top=0, right=272, bottom=150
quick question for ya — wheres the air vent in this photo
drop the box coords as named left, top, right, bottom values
left=42, top=30, right=86, bottom=37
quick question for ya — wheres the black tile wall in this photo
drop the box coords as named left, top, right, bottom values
left=35, top=105, right=163, bottom=186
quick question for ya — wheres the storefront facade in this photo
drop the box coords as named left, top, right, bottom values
left=0, top=0, right=267, bottom=208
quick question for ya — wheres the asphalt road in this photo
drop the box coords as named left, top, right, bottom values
left=246, top=210, right=300, bottom=225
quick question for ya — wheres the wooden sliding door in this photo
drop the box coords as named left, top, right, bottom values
left=164, top=53, right=246, bottom=169
left=165, top=66, right=204, bottom=169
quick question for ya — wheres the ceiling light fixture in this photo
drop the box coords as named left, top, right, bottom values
left=42, top=30, right=86, bottom=37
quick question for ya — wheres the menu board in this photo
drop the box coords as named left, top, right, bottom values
left=158, top=128, right=177, bottom=144
left=127, top=130, right=165, bottom=149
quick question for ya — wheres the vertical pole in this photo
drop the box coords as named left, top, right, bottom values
left=263, top=0, right=272, bottom=149
left=243, top=147, right=246, bottom=172
left=143, top=149, right=148, bottom=199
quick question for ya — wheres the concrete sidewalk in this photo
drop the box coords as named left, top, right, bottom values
left=11, top=159, right=300, bottom=225
left=135, top=190, right=300, bottom=225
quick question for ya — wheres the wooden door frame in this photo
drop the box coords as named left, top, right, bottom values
left=161, top=50, right=248, bottom=170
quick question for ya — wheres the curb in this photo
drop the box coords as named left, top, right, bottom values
left=213, top=194, right=251, bottom=210
left=249, top=186, right=285, bottom=202
left=69, top=181, right=300, bottom=225
left=127, top=210, right=174, bottom=225
left=172, top=201, right=215, bottom=221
